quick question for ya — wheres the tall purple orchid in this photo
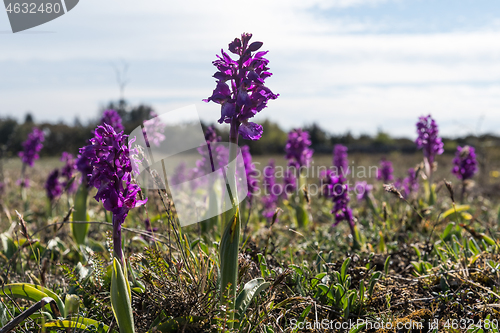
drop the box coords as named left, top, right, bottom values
left=416, top=115, right=444, bottom=166
left=45, top=169, right=62, bottom=202
left=377, top=158, right=394, bottom=183
left=452, top=146, right=478, bottom=181
left=18, top=127, right=45, bottom=189
left=204, top=33, right=278, bottom=142
left=323, top=145, right=358, bottom=248
left=205, top=34, right=277, bottom=320
left=285, top=129, right=313, bottom=170
left=452, top=145, right=478, bottom=202
left=19, top=127, right=45, bottom=168
left=333, top=144, right=349, bottom=178
left=80, top=124, right=147, bottom=263
left=101, top=109, right=124, bottom=132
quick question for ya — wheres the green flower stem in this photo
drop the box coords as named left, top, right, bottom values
left=219, top=122, right=241, bottom=328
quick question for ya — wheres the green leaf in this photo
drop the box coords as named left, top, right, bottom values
left=67, top=317, right=111, bottom=332
left=441, top=222, right=455, bottom=241
left=294, top=204, right=309, bottom=229
left=481, top=233, right=497, bottom=247
left=220, top=208, right=241, bottom=308
left=368, top=272, right=381, bottom=297
left=44, top=320, right=87, bottom=330
left=340, top=257, right=351, bottom=283
left=311, top=273, right=326, bottom=289
left=349, top=323, right=366, bottom=333
left=235, top=278, right=270, bottom=323
left=358, top=280, right=365, bottom=305
left=111, top=258, right=135, bottom=333
left=72, top=182, right=90, bottom=245
left=384, top=256, right=391, bottom=276
left=45, top=317, right=110, bottom=332
left=0, top=300, right=9, bottom=327
left=0, top=283, right=62, bottom=316
left=441, top=205, right=470, bottom=220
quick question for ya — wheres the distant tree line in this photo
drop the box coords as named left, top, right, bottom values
left=0, top=100, right=498, bottom=159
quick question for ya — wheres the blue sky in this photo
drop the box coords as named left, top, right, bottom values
left=0, top=0, right=499, bottom=138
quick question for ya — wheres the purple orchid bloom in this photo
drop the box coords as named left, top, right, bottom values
left=452, top=145, right=478, bottom=181
left=416, top=114, right=444, bottom=165
left=45, top=169, right=62, bottom=202
left=19, top=127, right=45, bottom=168
left=204, top=33, right=279, bottom=142
left=377, top=158, right=394, bottom=183
left=333, top=144, right=349, bottom=179
left=285, top=129, right=313, bottom=169
left=80, top=124, right=147, bottom=263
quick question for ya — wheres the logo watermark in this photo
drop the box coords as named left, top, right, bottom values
left=3, top=0, right=79, bottom=33
left=128, top=105, right=248, bottom=228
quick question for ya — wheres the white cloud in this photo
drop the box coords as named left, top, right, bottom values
left=1, top=0, right=500, bottom=137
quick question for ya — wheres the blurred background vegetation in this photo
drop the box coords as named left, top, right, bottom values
left=1, top=98, right=500, bottom=160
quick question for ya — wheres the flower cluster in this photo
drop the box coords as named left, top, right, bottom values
left=101, top=109, right=124, bottom=132
left=416, top=115, right=444, bottom=164
left=323, top=145, right=353, bottom=227
left=45, top=169, right=62, bottom=202
left=80, top=124, right=147, bottom=223
left=328, top=176, right=353, bottom=227
left=204, top=33, right=279, bottom=141
left=19, top=127, right=45, bottom=167
left=452, top=145, right=478, bottom=181
left=285, top=129, right=313, bottom=169
left=333, top=144, right=349, bottom=178
left=377, top=158, right=394, bottom=183
left=61, top=152, right=77, bottom=193
left=241, top=145, right=259, bottom=200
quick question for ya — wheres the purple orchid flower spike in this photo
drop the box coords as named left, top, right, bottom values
left=45, top=169, right=62, bottom=202
left=452, top=146, right=478, bottom=181
left=333, top=144, right=349, bottom=179
left=285, top=129, right=313, bottom=170
left=416, top=115, right=444, bottom=180
left=204, top=33, right=279, bottom=142
left=377, top=158, right=394, bottom=183
left=81, top=123, right=147, bottom=263
left=19, top=127, right=45, bottom=168
left=452, top=145, right=478, bottom=202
